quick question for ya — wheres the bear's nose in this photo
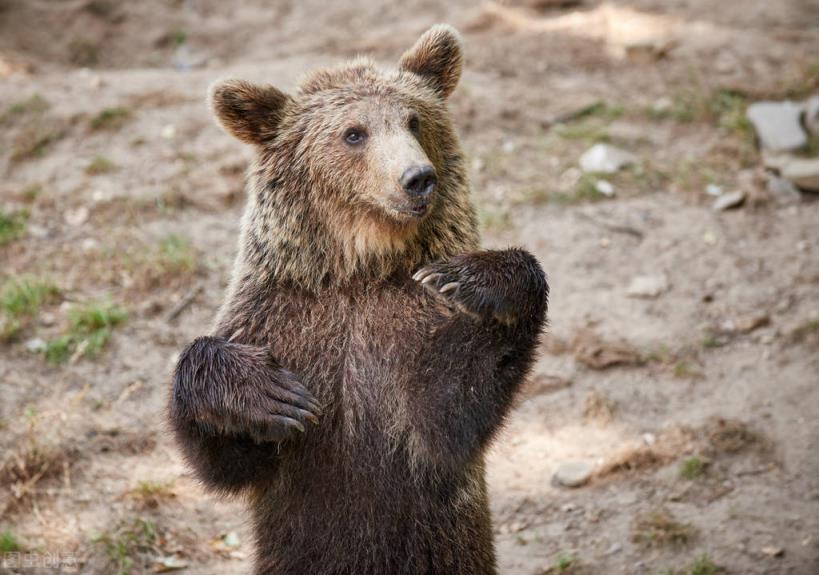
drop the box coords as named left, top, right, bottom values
left=400, top=165, right=437, bottom=198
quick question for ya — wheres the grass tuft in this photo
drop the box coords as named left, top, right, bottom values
left=632, top=509, right=695, bottom=548
left=90, top=107, right=131, bottom=131
left=679, top=456, right=708, bottom=480
left=86, top=155, right=118, bottom=175
left=0, top=530, right=23, bottom=553
left=44, top=301, right=127, bottom=363
left=0, top=210, right=28, bottom=246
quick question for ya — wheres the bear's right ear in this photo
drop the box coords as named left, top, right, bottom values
left=399, top=24, right=463, bottom=99
left=209, top=80, right=292, bottom=146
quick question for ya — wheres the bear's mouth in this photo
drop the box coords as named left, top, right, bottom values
left=408, top=203, right=429, bottom=217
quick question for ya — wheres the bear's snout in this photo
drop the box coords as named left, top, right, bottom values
left=399, top=164, right=437, bottom=203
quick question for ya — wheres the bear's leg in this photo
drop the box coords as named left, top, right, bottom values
left=410, top=249, right=548, bottom=469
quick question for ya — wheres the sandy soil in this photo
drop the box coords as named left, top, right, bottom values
left=1, top=1, right=818, bottom=573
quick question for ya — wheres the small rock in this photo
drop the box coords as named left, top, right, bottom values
left=25, top=337, right=46, bottom=353
left=161, top=124, right=176, bottom=140
left=761, top=545, right=784, bottom=558
left=595, top=179, right=615, bottom=197
left=64, top=206, right=89, bottom=227
left=579, top=143, right=637, bottom=174
left=746, top=101, right=807, bottom=152
left=501, top=140, right=516, bottom=153
left=703, top=230, right=717, bottom=245
left=605, top=542, right=623, bottom=555
left=734, top=313, right=770, bottom=334
left=780, top=158, right=819, bottom=192
left=553, top=461, right=594, bottom=488
left=712, top=190, right=746, bottom=211
left=706, top=183, right=723, bottom=197
left=626, top=274, right=669, bottom=298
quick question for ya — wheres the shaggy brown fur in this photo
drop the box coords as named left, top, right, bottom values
left=170, top=25, right=548, bottom=575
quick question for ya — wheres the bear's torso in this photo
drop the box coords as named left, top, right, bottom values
left=215, top=274, right=497, bottom=574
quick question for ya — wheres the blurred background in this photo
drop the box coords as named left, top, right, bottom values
left=1, top=1, right=818, bottom=573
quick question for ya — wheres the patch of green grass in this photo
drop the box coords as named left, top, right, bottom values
left=86, top=155, right=117, bottom=175
left=92, top=517, right=159, bottom=575
left=554, top=554, right=575, bottom=572
left=1, top=277, right=60, bottom=319
left=550, top=174, right=607, bottom=205
left=90, top=107, right=131, bottom=131
left=1, top=94, right=49, bottom=123
left=633, top=509, right=695, bottom=548
left=0, top=209, right=28, bottom=246
left=679, top=456, right=708, bottom=480
left=690, top=554, right=725, bottom=575
left=45, top=301, right=127, bottom=364
left=172, top=29, right=188, bottom=45
left=0, top=530, right=24, bottom=553
left=709, top=89, right=752, bottom=137
left=44, top=335, right=74, bottom=364
left=554, top=121, right=610, bottom=143
left=21, top=183, right=43, bottom=202
left=673, top=361, right=702, bottom=379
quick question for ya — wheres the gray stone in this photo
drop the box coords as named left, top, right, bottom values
left=553, top=460, right=594, bottom=488
left=781, top=158, right=819, bottom=192
left=712, top=190, right=746, bottom=211
left=746, top=101, right=807, bottom=152
left=579, top=143, right=637, bottom=174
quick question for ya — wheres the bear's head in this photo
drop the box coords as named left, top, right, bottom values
left=211, top=25, right=478, bottom=289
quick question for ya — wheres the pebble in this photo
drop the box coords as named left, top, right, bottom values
left=626, top=274, right=669, bottom=298
left=161, top=124, right=176, bottom=140
left=761, top=545, right=784, bottom=558
left=706, top=183, right=723, bottom=197
left=595, top=179, right=615, bottom=197
left=25, top=337, right=46, bottom=353
left=605, top=542, right=623, bottom=555
left=579, top=143, right=637, bottom=174
left=712, top=190, right=746, bottom=211
left=746, top=101, right=807, bottom=152
left=64, top=206, right=89, bottom=227
left=553, top=461, right=594, bottom=488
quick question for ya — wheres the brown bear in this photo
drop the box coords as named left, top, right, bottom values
left=170, top=25, right=548, bottom=575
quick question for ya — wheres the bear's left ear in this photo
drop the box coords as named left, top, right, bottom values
left=399, top=24, right=463, bottom=99
left=209, top=79, right=293, bottom=146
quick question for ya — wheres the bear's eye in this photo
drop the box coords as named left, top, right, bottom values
left=408, top=115, right=420, bottom=134
left=344, top=128, right=367, bottom=146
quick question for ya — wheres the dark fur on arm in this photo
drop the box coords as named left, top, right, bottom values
left=411, top=249, right=548, bottom=470
left=169, top=336, right=320, bottom=494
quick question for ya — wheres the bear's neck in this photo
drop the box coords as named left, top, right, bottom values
left=235, top=162, right=479, bottom=292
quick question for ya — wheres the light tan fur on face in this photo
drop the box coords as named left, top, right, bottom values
left=210, top=26, right=478, bottom=293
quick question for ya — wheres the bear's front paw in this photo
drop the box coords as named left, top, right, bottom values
left=412, top=258, right=510, bottom=323
left=413, top=250, right=547, bottom=324
left=202, top=366, right=322, bottom=445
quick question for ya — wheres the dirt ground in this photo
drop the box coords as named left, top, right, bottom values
left=1, top=1, right=818, bottom=573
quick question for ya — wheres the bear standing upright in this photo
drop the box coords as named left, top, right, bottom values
left=169, top=25, right=548, bottom=575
